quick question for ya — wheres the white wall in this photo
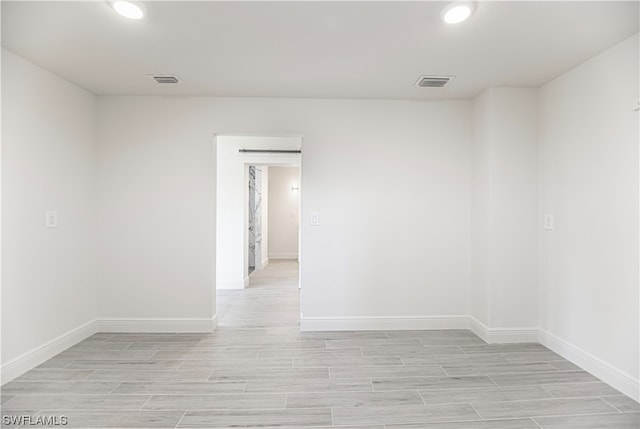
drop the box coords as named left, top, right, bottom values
left=539, top=33, right=639, bottom=399
left=471, top=88, right=539, bottom=341
left=1, top=49, right=97, bottom=377
left=97, top=97, right=472, bottom=330
left=488, top=89, right=538, bottom=331
left=96, top=99, right=216, bottom=332
left=470, top=91, right=492, bottom=327
left=268, top=167, right=300, bottom=259
left=216, top=136, right=301, bottom=290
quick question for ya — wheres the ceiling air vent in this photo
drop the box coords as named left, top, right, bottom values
left=415, top=75, right=455, bottom=88
left=149, top=74, right=181, bottom=84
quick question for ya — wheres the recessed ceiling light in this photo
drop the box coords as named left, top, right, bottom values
left=110, top=1, right=146, bottom=20
left=441, top=1, right=475, bottom=24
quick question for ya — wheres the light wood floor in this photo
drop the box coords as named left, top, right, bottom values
left=1, top=260, right=638, bottom=428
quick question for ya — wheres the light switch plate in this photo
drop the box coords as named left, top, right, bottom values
left=46, top=210, right=57, bottom=228
left=543, top=214, right=554, bottom=230
left=310, top=212, right=319, bottom=226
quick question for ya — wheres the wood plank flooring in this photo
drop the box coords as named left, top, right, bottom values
left=2, top=260, right=638, bottom=428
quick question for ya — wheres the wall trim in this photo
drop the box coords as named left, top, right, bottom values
left=262, top=257, right=269, bottom=268
left=469, top=317, right=539, bottom=344
left=539, top=329, right=639, bottom=401
left=96, top=316, right=217, bottom=333
left=300, top=315, right=469, bottom=331
left=269, top=252, right=299, bottom=260
left=217, top=278, right=248, bottom=289
left=1, top=319, right=97, bottom=385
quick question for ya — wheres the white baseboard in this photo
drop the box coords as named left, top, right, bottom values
left=217, top=277, right=249, bottom=289
left=269, top=252, right=298, bottom=260
left=539, top=329, right=639, bottom=401
left=469, top=317, right=539, bottom=344
left=96, top=316, right=217, bottom=333
left=262, top=257, right=269, bottom=267
left=1, top=319, right=97, bottom=385
left=300, top=315, right=469, bottom=331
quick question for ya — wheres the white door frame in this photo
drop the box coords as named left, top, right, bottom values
left=215, top=135, right=302, bottom=290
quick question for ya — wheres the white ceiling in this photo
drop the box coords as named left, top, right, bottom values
left=2, top=1, right=638, bottom=99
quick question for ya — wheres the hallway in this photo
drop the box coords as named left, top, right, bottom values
left=0, top=261, right=638, bottom=427
left=217, top=260, right=300, bottom=328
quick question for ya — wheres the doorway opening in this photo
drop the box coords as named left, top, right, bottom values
left=248, top=165, right=301, bottom=275
left=215, top=135, right=302, bottom=328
